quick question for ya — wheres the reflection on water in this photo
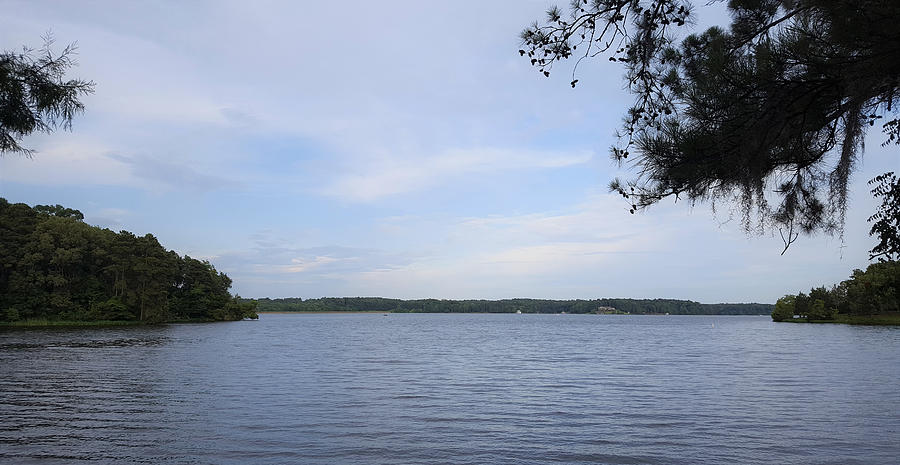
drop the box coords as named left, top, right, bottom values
left=1, top=314, right=899, bottom=465
left=1, top=337, right=170, bottom=350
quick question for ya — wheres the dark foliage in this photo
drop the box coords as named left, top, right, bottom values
left=1, top=35, right=94, bottom=156
left=772, top=260, right=900, bottom=320
left=868, top=172, right=900, bottom=261
left=522, top=1, right=900, bottom=250
left=0, top=198, right=257, bottom=323
left=33, top=203, right=85, bottom=220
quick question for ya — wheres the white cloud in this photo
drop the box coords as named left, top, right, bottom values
left=109, top=154, right=243, bottom=192
left=0, top=137, right=241, bottom=193
left=287, top=193, right=665, bottom=298
left=321, top=147, right=593, bottom=202
left=0, top=137, right=133, bottom=187
left=283, top=256, right=341, bottom=273
left=86, top=207, right=131, bottom=229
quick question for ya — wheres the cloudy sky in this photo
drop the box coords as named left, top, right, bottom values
left=1, top=1, right=894, bottom=303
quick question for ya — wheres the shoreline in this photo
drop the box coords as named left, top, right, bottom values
left=780, top=314, right=900, bottom=326
left=0, top=318, right=251, bottom=328
left=0, top=319, right=149, bottom=328
left=258, top=311, right=390, bottom=314
left=257, top=311, right=767, bottom=316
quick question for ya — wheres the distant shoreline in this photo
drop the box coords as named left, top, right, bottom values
left=248, top=297, right=773, bottom=315
left=257, top=311, right=766, bottom=316
left=258, top=311, right=389, bottom=314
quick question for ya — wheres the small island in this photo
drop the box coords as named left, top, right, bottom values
left=0, top=199, right=257, bottom=326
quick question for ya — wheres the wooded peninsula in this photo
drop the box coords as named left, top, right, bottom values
left=771, top=260, right=900, bottom=324
left=0, top=198, right=257, bottom=325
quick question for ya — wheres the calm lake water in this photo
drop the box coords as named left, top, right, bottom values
left=2, top=313, right=899, bottom=464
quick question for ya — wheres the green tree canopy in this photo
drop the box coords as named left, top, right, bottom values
left=522, top=0, right=899, bottom=251
left=33, top=203, right=85, bottom=220
left=773, top=260, right=899, bottom=321
left=0, top=198, right=257, bottom=323
left=1, top=35, right=94, bottom=156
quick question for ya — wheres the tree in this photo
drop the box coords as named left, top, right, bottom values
left=793, top=292, right=810, bottom=318
left=1, top=35, right=94, bottom=155
left=808, top=286, right=833, bottom=313
left=33, top=204, right=85, bottom=220
left=771, top=295, right=795, bottom=321
left=521, top=0, right=899, bottom=251
left=806, top=299, right=835, bottom=320
left=844, top=261, right=900, bottom=315
left=868, top=172, right=900, bottom=261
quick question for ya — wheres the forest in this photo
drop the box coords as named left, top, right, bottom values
left=251, top=297, right=772, bottom=315
left=771, top=261, right=900, bottom=322
left=0, top=198, right=257, bottom=324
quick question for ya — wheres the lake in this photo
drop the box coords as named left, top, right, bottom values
left=2, top=313, right=899, bottom=464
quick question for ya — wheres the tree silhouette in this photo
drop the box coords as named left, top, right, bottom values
left=1, top=35, right=94, bottom=156
left=868, top=172, right=900, bottom=261
left=522, top=0, right=899, bottom=251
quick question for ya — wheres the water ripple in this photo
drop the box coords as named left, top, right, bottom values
left=1, top=314, right=899, bottom=464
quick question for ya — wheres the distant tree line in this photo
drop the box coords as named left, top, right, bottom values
left=0, top=198, right=257, bottom=323
left=250, top=297, right=772, bottom=315
left=771, top=261, right=900, bottom=322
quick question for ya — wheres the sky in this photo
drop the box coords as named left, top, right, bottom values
left=0, top=1, right=896, bottom=303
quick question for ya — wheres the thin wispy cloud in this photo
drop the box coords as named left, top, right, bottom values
left=1, top=138, right=132, bottom=187
left=321, top=147, right=593, bottom=202
left=86, top=207, right=131, bottom=229
left=109, top=154, right=243, bottom=192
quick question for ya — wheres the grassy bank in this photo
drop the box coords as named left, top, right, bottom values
left=0, top=319, right=149, bottom=328
left=1, top=317, right=256, bottom=328
left=782, top=313, right=900, bottom=326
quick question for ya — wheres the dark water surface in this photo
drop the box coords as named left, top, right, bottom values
left=2, top=314, right=899, bottom=464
